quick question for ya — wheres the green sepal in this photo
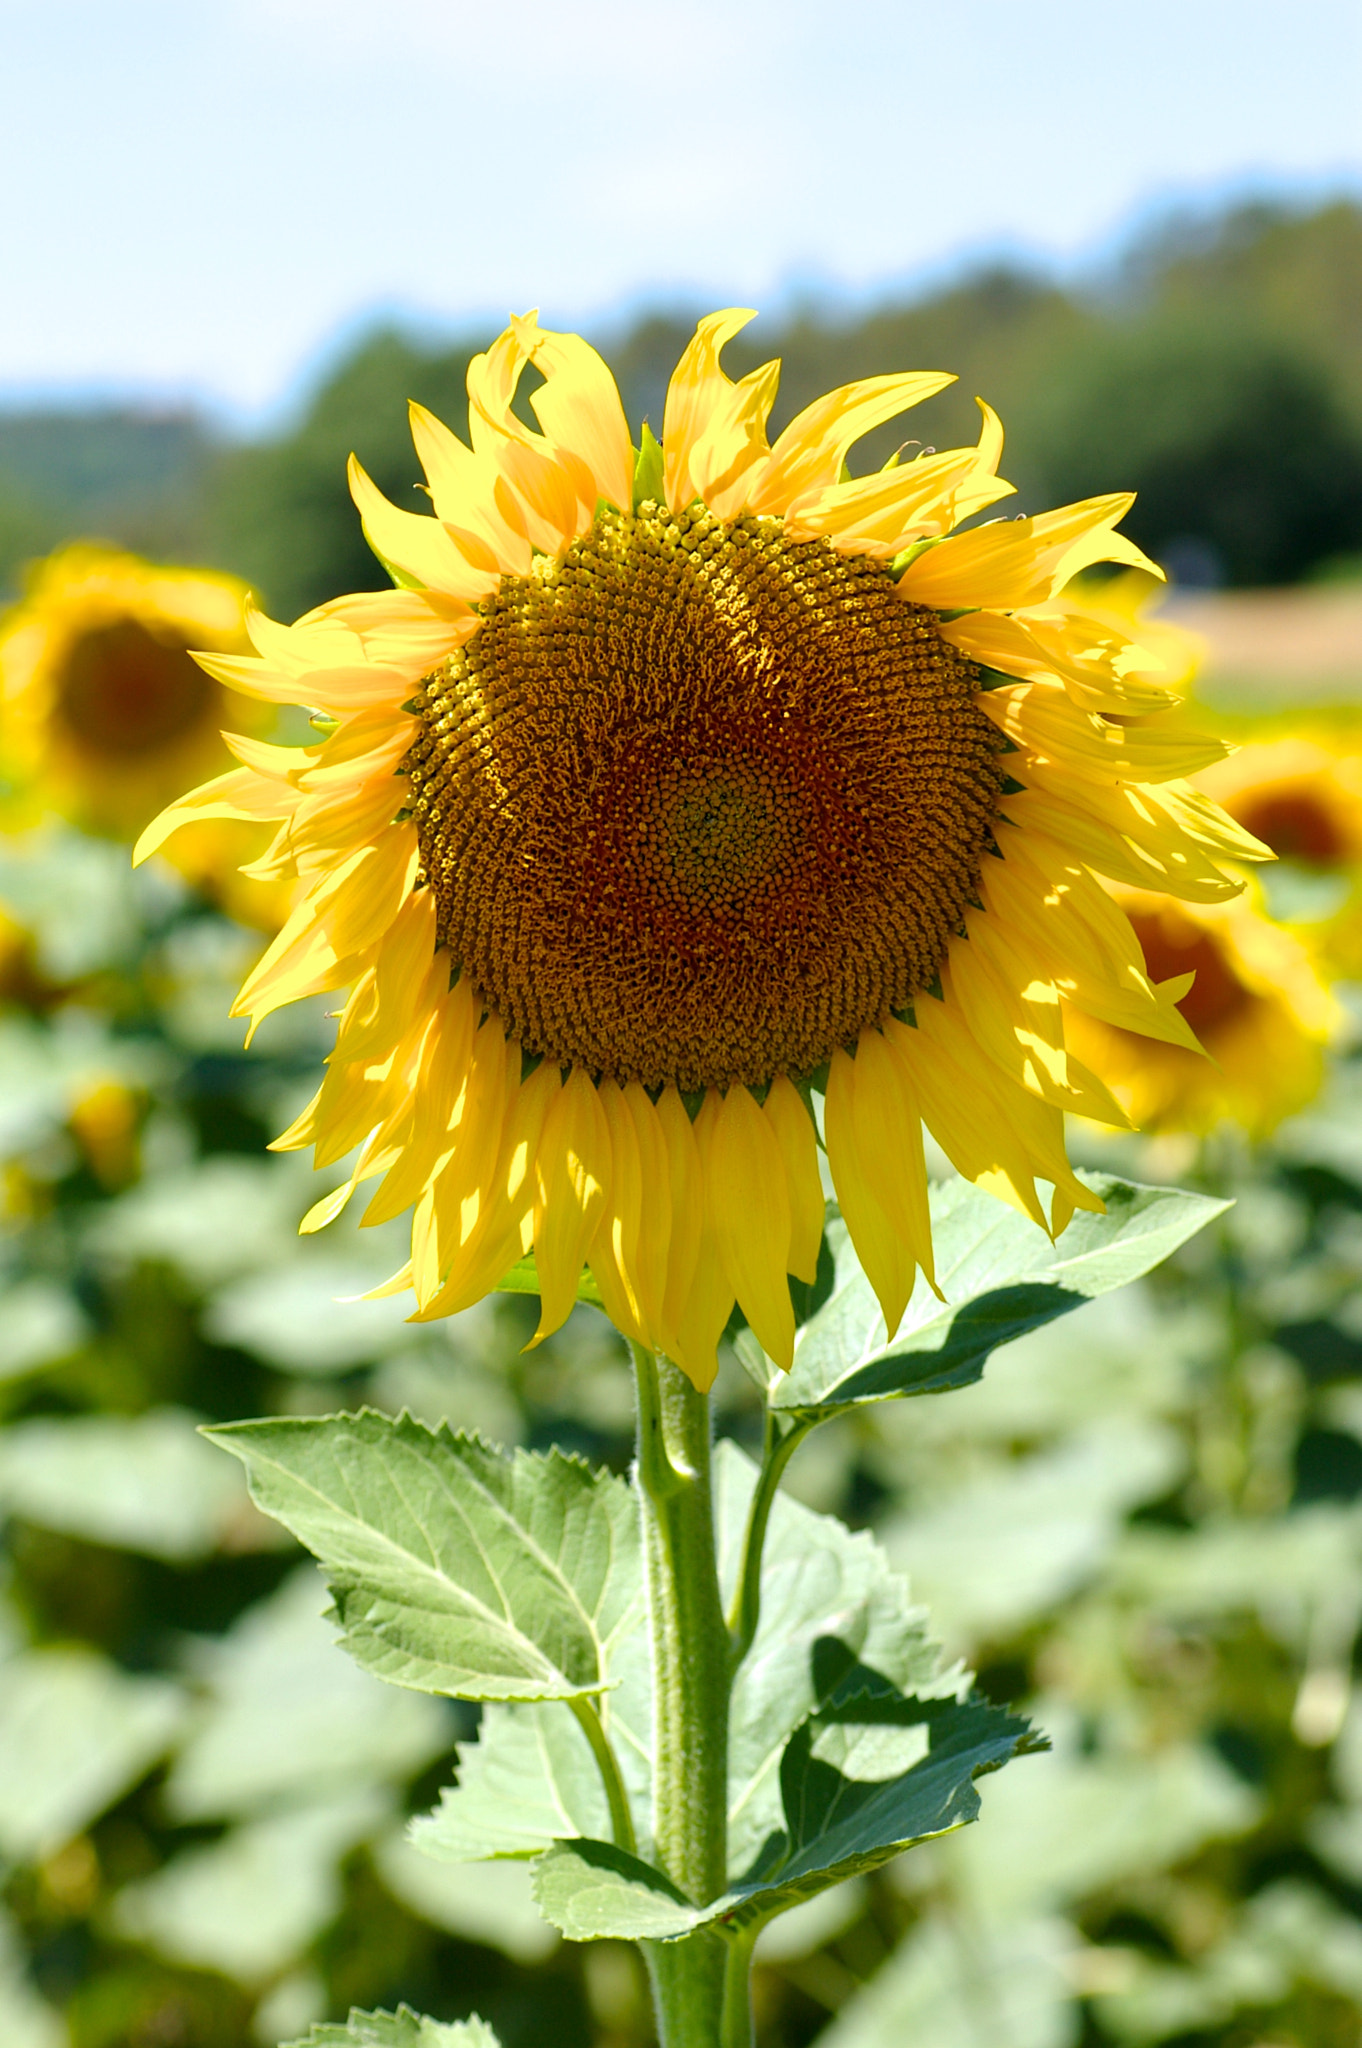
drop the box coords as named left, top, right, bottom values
left=737, top=1174, right=1228, bottom=1418
left=282, top=2008, right=500, bottom=2046
left=888, top=536, right=943, bottom=576
left=632, top=424, right=666, bottom=510
left=363, top=535, right=427, bottom=593
left=203, top=1413, right=644, bottom=1704
left=494, top=1253, right=604, bottom=1309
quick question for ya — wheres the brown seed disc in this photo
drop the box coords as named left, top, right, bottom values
left=404, top=503, right=1003, bottom=1090
left=56, top=618, right=216, bottom=757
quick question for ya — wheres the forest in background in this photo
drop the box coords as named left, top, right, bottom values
left=1, top=193, right=1361, bottom=616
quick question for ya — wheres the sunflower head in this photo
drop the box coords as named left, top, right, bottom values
left=1065, top=881, right=1341, bottom=1140
left=139, top=309, right=1274, bottom=1388
left=0, top=543, right=255, bottom=840
left=1194, top=720, right=1362, bottom=980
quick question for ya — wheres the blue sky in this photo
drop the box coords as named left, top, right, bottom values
left=2, top=0, right=1359, bottom=422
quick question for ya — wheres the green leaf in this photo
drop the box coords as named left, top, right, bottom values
left=716, top=1443, right=951, bottom=1876
left=631, top=422, right=665, bottom=509
left=204, top=1413, right=644, bottom=1703
left=751, top=1174, right=1227, bottom=1417
left=0, top=1649, right=185, bottom=1863
left=164, top=1567, right=451, bottom=1822
left=0, top=1408, right=247, bottom=1562
left=412, top=1442, right=948, bottom=1872
left=410, top=1699, right=614, bottom=1862
left=374, top=1832, right=559, bottom=1963
left=112, top=1792, right=385, bottom=1983
left=532, top=1676, right=1032, bottom=1941
left=283, top=2005, right=500, bottom=2047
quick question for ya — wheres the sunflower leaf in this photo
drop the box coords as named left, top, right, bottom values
left=283, top=2007, right=500, bottom=2047
left=409, top=1442, right=948, bottom=1872
left=203, top=1413, right=644, bottom=1704
left=532, top=1679, right=1033, bottom=1941
left=410, top=1699, right=614, bottom=1863
left=752, top=1173, right=1227, bottom=1417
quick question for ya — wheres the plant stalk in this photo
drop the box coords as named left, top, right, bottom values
left=632, top=1342, right=741, bottom=2046
left=728, top=1409, right=814, bottom=1671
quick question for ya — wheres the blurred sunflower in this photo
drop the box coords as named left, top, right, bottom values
left=140, top=311, right=1268, bottom=1388
left=1195, top=721, right=1362, bottom=980
left=1064, top=882, right=1340, bottom=1139
left=0, top=543, right=297, bottom=930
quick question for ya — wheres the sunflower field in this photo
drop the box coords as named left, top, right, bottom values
left=2, top=215, right=1362, bottom=2048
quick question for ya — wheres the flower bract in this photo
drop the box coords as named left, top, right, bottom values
left=139, top=310, right=1271, bottom=1388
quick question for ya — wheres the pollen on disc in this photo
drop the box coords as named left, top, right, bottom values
left=403, top=504, right=1004, bottom=1091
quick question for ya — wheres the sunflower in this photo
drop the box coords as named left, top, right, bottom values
left=0, top=543, right=254, bottom=840
left=137, top=310, right=1270, bottom=1389
left=1194, top=720, right=1362, bottom=980
left=1064, top=881, right=1340, bottom=1139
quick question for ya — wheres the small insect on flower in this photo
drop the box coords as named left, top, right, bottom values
left=138, top=312, right=1270, bottom=1387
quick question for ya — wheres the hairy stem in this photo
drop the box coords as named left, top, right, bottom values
left=632, top=1343, right=733, bottom=2045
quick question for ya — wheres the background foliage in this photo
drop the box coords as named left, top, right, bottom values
left=2, top=197, right=1362, bottom=612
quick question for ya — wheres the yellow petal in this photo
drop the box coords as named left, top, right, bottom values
left=982, top=682, right=1230, bottom=785
left=948, top=922, right=1131, bottom=1126
left=332, top=888, right=441, bottom=1066
left=348, top=454, right=499, bottom=601
left=516, top=319, right=634, bottom=515
left=231, top=834, right=418, bottom=1038
left=824, top=1048, right=916, bottom=1339
left=661, top=309, right=760, bottom=513
left=748, top=370, right=956, bottom=516
left=624, top=1082, right=673, bottom=1344
left=702, top=1083, right=794, bottom=1370
left=686, top=357, right=782, bottom=519
left=940, top=607, right=1176, bottom=716
left=410, top=1019, right=512, bottom=1306
left=666, top=1089, right=734, bottom=1393
left=896, top=494, right=1158, bottom=611
left=360, top=977, right=479, bottom=1223
left=783, top=445, right=1013, bottom=556
left=531, top=1068, right=612, bottom=1344
left=133, top=766, right=297, bottom=866
left=294, top=586, right=478, bottom=675
left=657, top=1085, right=703, bottom=1353
left=762, top=1074, right=824, bottom=1285
left=407, top=401, right=533, bottom=574
left=587, top=1079, right=648, bottom=1346
left=849, top=1028, right=938, bottom=1294
left=890, top=1009, right=1049, bottom=1231
left=408, top=1053, right=558, bottom=1321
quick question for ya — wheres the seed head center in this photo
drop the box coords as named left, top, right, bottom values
left=404, top=504, right=1003, bottom=1090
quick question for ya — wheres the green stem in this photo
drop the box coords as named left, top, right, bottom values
left=567, top=1694, right=637, bottom=1856
left=631, top=1342, right=733, bottom=2046
left=727, top=1410, right=814, bottom=1671
left=644, top=1925, right=755, bottom=2048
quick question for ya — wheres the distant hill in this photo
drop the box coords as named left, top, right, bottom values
left=0, top=407, right=219, bottom=596
left=3, top=193, right=1360, bottom=611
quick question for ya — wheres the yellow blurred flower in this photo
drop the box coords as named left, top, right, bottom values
left=142, top=310, right=1266, bottom=1387
left=1065, top=882, right=1341, bottom=1139
left=0, top=543, right=298, bottom=932
left=0, top=542, right=253, bottom=839
left=1195, top=719, right=1362, bottom=979
left=68, top=1078, right=141, bottom=1189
